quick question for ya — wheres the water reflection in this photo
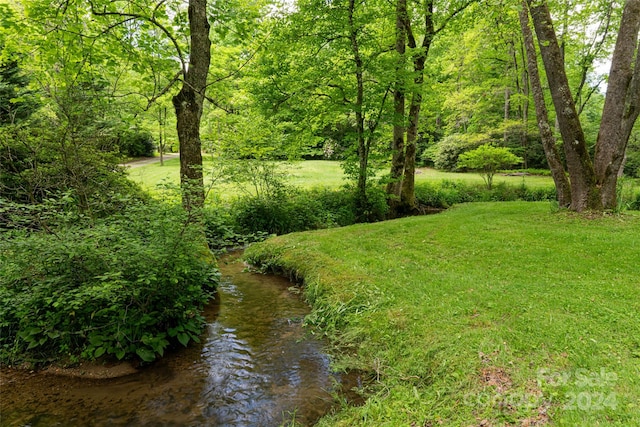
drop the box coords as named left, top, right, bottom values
left=195, top=257, right=335, bottom=426
left=0, top=252, right=337, bottom=426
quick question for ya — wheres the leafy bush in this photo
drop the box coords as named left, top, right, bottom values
left=499, top=168, right=551, bottom=176
left=202, top=203, right=270, bottom=253
left=0, top=202, right=218, bottom=365
left=624, top=133, right=640, bottom=178
left=311, top=187, right=359, bottom=226
left=414, top=180, right=481, bottom=208
left=414, top=180, right=556, bottom=208
left=629, top=192, right=640, bottom=210
left=488, top=121, right=548, bottom=170
left=457, top=144, right=523, bottom=190
left=0, top=122, right=144, bottom=216
left=233, top=188, right=331, bottom=236
left=226, top=185, right=387, bottom=237
left=118, top=128, right=155, bottom=158
left=426, top=133, right=490, bottom=171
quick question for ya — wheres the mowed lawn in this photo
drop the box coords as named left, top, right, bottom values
left=126, top=159, right=557, bottom=193
left=244, top=202, right=640, bottom=426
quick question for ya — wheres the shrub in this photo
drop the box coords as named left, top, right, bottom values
left=624, top=133, right=640, bottom=178
left=629, top=192, right=640, bottom=210
left=427, top=133, right=490, bottom=171
left=414, top=180, right=556, bottom=208
left=0, top=122, right=144, bottom=216
left=203, top=203, right=270, bottom=252
left=228, top=185, right=388, bottom=237
left=356, top=184, right=390, bottom=222
left=312, top=187, right=358, bottom=226
left=457, top=144, right=523, bottom=190
left=118, top=128, right=155, bottom=158
left=414, top=180, right=480, bottom=208
left=488, top=121, right=549, bottom=170
left=232, top=188, right=329, bottom=236
left=0, top=202, right=218, bottom=365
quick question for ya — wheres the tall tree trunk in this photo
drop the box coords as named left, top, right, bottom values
left=527, top=0, right=601, bottom=211
left=503, top=86, right=511, bottom=143
left=400, top=91, right=419, bottom=211
left=594, top=0, right=640, bottom=209
left=519, top=0, right=571, bottom=207
left=399, top=0, right=434, bottom=212
left=387, top=0, right=407, bottom=202
left=158, top=106, right=166, bottom=166
left=521, top=46, right=530, bottom=170
left=173, top=0, right=211, bottom=212
left=348, top=0, right=368, bottom=217
left=503, top=40, right=514, bottom=144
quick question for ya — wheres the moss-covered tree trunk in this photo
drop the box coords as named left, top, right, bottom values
left=594, top=0, right=640, bottom=209
left=528, top=0, right=601, bottom=212
left=527, top=0, right=640, bottom=212
left=344, top=0, right=371, bottom=218
left=386, top=0, right=407, bottom=206
left=399, top=0, right=434, bottom=213
left=519, top=0, right=571, bottom=207
left=173, top=0, right=211, bottom=212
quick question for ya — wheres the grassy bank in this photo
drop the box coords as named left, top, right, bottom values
left=244, top=202, right=640, bottom=426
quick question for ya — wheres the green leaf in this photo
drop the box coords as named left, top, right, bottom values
left=94, top=346, right=106, bottom=358
left=88, top=335, right=104, bottom=346
left=177, top=332, right=190, bottom=347
left=136, top=347, right=156, bottom=362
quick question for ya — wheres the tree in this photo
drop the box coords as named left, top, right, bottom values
left=0, top=59, right=38, bottom=125
left=457, top=144, right=522, bottom=190
left=0, top=0, right=141, bottom=214
left=172, top=0, right=211, bottom=211
left=250, top=0, right=394, bottom=220
left=518, top=0, right=572, bottom=207
left=386, top=0, right=474, bottom=215
left=525, top=0, right=640, bottom=211
left=593, top=0, right=640, bottom=209
left=0, top=5, right=38, bottom=124
left=86, top=0, right=211, bottom=212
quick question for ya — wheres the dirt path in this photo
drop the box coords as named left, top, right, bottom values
left=121, top=153, right=179, bottom=169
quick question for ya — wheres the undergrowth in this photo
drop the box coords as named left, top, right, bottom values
left=0, top=200, right=219, bottom=366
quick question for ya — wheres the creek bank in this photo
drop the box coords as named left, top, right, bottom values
left=1, top=251, right=359, bottom=426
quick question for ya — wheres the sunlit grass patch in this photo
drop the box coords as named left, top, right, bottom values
left=245, top=202, right=640, bottom=426
left=127, top=159, right=558, bottom=193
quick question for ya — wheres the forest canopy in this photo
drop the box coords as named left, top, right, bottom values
left=1, top=0, right=638, bottom=214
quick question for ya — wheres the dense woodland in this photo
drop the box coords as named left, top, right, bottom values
left=1, top=0, right=639, bottom=369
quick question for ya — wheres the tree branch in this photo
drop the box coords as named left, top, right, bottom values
left=144, top=70, right=182, bottom=110
left=87, top=0, right=186, bottom=75
left=434, top=0, right=477, bottom=35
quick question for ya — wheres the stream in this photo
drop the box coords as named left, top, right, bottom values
left=0, top=252, right=353, bottom=426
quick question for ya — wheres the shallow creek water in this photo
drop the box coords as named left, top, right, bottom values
left=0, top=252, right=347, bottom=426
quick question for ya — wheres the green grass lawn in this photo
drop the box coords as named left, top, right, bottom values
left=414, top=167, right=554, bottom=189
left=126, top=159, right=557, bottom=193
left=244, top=202, right=640, bottom=426
left=126, top=157, right=182, bottom=190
